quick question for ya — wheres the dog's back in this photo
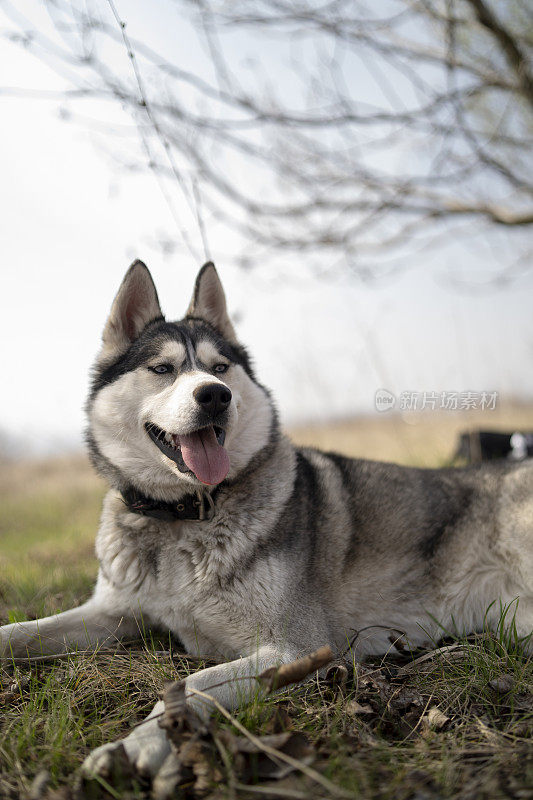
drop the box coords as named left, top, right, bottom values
left=241, top=443, right=533, bottom=656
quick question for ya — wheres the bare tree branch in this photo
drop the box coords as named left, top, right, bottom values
left=1, top=0, right=531, bottom=280
left=465, top=0, right=533, bottom=105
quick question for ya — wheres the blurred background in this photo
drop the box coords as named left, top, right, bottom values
left=0, top=1, right=532, bottom=615
left=1, top=0, right=532, bottom=452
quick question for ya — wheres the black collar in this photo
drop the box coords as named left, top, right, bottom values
left=121, top=486, right=217, bottom=522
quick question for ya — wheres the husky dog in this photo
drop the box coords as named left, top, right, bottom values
left=1, top=261, right=532, bottom=782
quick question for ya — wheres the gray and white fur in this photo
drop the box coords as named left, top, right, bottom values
left=1, top=261, right=532, bottom=783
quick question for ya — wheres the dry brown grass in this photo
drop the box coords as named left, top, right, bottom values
left=0, top=452, right=104, bottom=498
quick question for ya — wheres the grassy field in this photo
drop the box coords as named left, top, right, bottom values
left=0, top=410, right=532, bottom=799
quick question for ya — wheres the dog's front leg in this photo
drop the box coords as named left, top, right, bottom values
left=184, top=642, right=298, bottom=719
left=82, top=643, right=297, bottom=781
left=0, top=601, right=140, bottom=659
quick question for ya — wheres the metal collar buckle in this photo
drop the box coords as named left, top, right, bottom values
left=196, top=489, right=215, bottom=521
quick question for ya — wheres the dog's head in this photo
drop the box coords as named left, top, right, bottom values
left=87, top=261, right=276, bottom=499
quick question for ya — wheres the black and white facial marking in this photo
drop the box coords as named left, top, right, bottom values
left=87, top=261, right=276, bottom=500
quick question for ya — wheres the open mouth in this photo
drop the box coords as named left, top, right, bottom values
left=145, top=422, right=229, bottom=486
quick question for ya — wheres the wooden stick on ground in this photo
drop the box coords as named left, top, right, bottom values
left=257, top=646, right=334, bottom=693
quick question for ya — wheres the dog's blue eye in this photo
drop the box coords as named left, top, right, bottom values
left=214, top=363, right=228, bottom=374
left=150, top=364, right=173, bottom=375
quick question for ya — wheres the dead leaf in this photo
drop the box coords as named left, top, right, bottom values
left=356, top=666, right=392, bottom=700
left=1, top=675, right=30, bottom=703
left=324, top=663, right=348, bottom=689
left=158, top=680, right=206, bottom=747
left=345, top=699, right=374, bottom=716
left=180, top=738, right=222, bottom=797
left=388, top=686, right=424, bottom=712
left=219, top=730, right=314, bottom=782
left=154, top=680, right=220, bottom=798
left=423, top=706, right=450, bottom=731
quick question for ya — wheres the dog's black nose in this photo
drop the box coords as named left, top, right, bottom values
left=194, top=383, right=232, bottom=417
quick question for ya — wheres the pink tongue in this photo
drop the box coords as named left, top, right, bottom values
left=177, top=427, right=230, bottom=485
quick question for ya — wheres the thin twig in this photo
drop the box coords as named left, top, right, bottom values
left=105, top=0, right=206, bottom=260
left=396, top=643, right=469, bottom=676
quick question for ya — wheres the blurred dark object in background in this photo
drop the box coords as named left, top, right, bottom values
left=454, top=430, right=533, bottom=464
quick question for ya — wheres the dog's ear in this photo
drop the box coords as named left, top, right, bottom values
left=186, top=262, right=236, bottom=341
left=100, top=260, right=163, bottom=358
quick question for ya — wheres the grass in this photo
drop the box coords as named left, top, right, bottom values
left=0, top=411, right=532, bottom=799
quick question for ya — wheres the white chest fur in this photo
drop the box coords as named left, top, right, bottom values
left=93, top=492, right=285, bottom=660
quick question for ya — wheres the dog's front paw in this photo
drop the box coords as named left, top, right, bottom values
left=82, top=719, right=171, bottom=781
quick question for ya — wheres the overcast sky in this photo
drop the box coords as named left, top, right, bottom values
left=1, top=1, right=532, bottom=454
